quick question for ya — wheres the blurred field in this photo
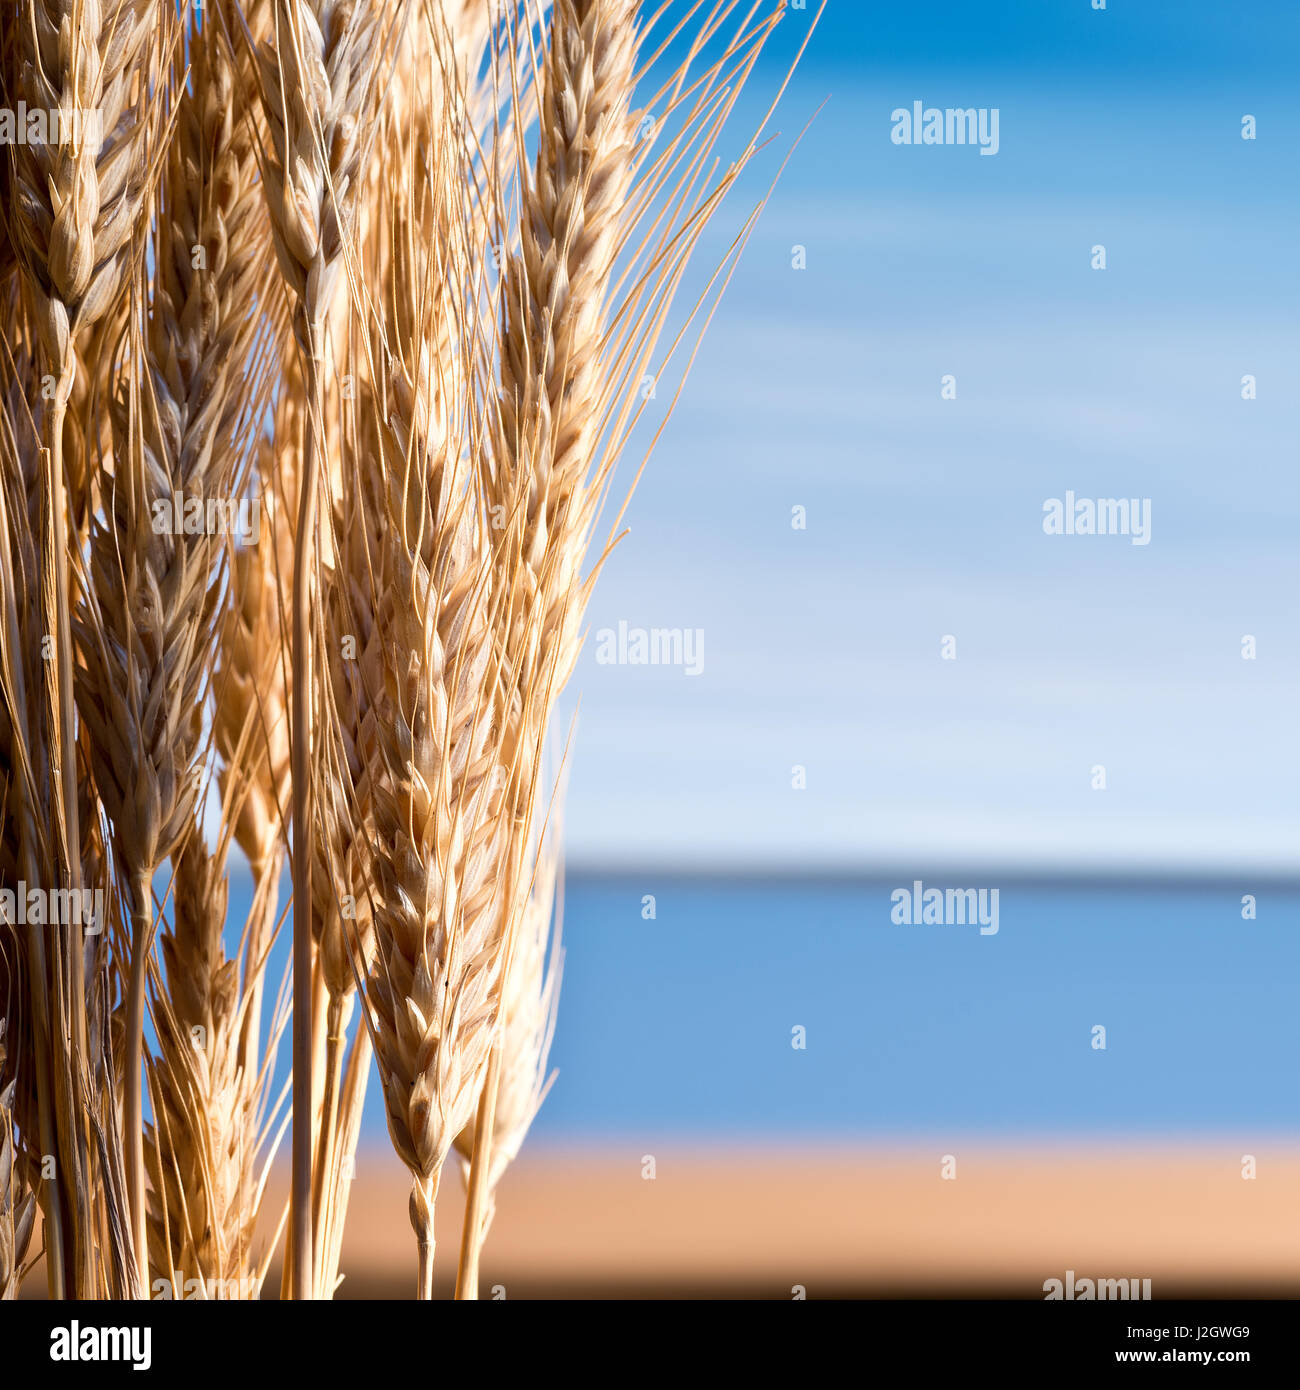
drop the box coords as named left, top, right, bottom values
left=276, top=1142, right=1300, bottom=1298
left=20, top=1142, right=1295, bottom=1298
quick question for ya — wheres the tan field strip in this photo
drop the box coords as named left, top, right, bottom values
left=309, top=1143, right=1300, bottom=1297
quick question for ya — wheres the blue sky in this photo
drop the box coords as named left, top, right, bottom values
left=557, top=0, right=1300, bottom=875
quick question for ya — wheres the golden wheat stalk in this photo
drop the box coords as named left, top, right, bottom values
left=0, top=291, right=150, bottom=1297
left=122, top=4, right=283, bottom=1299
left=10, top=0, right=165, bottom=895
left=250, top=0, right=397, bottom=1296
left=447, top=0, right=801, bottom=1297
left=337, top=74, right=526, bottom=1295
left=74, top=2, right=279, bottom=1286
left=444, top=0, right=643, bottom=1299
left=308, top=499, right=375, bottom=1294
left=0, top=314, right=72, bottom=1297
left=6, top=0, right=175, bottom=1296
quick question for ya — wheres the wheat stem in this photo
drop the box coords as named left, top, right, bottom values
left=123, top=868, right=155, bottom=1289
left=454, top=1044, right=500, bottom=1300
left=288, top=350, right=322, bottom=1297
left=411, top=1171, right=439, bottom=1300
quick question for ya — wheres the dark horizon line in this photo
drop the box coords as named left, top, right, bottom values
left=561, top=860, right=1300, bottom=891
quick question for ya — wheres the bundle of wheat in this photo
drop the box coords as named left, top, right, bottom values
left=0, top=0, right=810, bottom=1299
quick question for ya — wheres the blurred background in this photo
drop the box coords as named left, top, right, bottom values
left=573, top=0, right=1300, bottom=875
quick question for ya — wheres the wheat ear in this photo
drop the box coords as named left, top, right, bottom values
left=10, top=0, right=165, bottom=888
left=343, top=84, right=524, bottom=1296
left=145, top=805, right=289, bottom=1298
left=8, top=0, right=168, bottom=1293
left=251, top=0, right=391, bottom=1296
left=131, top=4, right=282, bottom=1298
left=453, top=0, right=800, bottom=1295
left=447, top=0, right=641, bottom=1299
left=75, top=0, right=276, bottom=1286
